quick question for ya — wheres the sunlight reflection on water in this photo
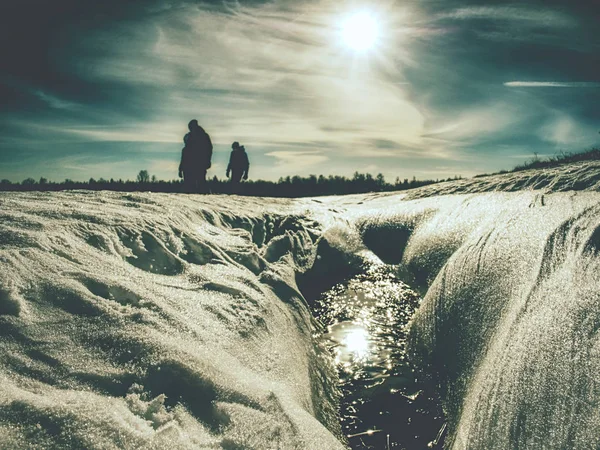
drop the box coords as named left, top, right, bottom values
left=332, top=322, right=371, bottom=363
left=313, top=264, right=446, bottom=449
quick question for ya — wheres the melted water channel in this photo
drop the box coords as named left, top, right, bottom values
left=312, top=265, right=446, bottom=449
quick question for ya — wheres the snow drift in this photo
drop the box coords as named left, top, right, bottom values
left=0, top=193, right=343, bottom=449
left=1, top=161, right=599, bottom=449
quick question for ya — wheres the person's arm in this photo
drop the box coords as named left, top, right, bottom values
left=179, top=133, right=189, bottom=178
left=179, top=147, right=185, bottom=178
left=206, top=134, right=213, bottom=169
left=243, top=153, right=250, bottom=180
left=226, top=153, right=232, bottom=178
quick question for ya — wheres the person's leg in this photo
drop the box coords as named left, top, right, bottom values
left=185, top=170, right=206, bottom=193
left=232, top=170, right=243, bottom=183
left=183, top=173, right=195, bottom=193
left=198, top=169, right=208, bottom=193
left=230, top=170, right=243, bottom=193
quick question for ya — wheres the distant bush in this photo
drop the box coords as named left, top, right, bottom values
left=473, top=148, right=600, bottom=178
left=512, top=148, right=600, bottom=172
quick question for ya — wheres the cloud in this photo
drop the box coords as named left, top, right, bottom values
left=440, top=6, right=575, bottom=27
left=434, top=4, right=581, bottom=46
left=420, top=102, right=529, bottom=144
left=34, top=90, right=80, bottom=110
left=361, top=164, right=379, bottom=173
left=61, top=127, right=180, bottom=143
left=505, top=81, right=600, bottom=88
left=538, top=113, right=599, bottom=147
left=265, top=150, right=329, bottom=168
left=148, top=158, right=180, bottom=175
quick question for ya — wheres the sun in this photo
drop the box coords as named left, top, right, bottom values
left=341, top=11, right=379, bottom=52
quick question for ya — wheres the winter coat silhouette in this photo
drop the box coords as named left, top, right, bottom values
left=226, top=142, right=250, bottom=184
left=179, top=120, right=213, bottom=193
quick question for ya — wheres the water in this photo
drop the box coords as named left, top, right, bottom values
left=312, top=265, right=446, bottom=449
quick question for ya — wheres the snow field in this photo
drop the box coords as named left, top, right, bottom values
left=1, top=161, right=599, bottom=449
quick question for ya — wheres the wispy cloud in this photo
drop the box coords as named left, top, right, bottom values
left=61, top=126, right=180, bottom=143
left=265, top=150, right=328, bottom=164
left=505, top=81, right=600, bottom=88
left=34, top=90, right=80, bottom=110
left=421, top=102, right=529, bottom=143
left=440, top=6, right=575, bottom=27
left=264, top=150, right=329, bottom=173
left=538, top=113, right=599, bottom=147
left=435, top=4, right=579, bottom=45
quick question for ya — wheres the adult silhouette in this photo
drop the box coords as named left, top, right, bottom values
left=226, top=141, right=250, bottom=191
left=179, top=120, right=213, bottom=193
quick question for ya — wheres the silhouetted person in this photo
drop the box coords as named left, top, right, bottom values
left=179, top=120, right=212, bottom=193
left=226, top=142, right=249, bottom=191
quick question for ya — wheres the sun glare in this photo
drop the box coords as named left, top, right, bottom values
left=341, top=12, right=379, bottom=51
left=343, top=326, right=370, bottom=359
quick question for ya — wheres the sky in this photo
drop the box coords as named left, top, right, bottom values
left=1, top=0, right=599, bottom=183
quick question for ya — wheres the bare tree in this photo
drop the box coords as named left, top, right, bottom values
left=137, top=170, right=150, bottom=183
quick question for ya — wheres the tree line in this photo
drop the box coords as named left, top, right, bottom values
left=0, top=170, right=462, bottom=197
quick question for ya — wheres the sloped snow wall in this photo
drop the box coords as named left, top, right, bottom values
left=350, top=191, right=600, bottom=449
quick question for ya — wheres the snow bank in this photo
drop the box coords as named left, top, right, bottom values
left=0, top=192, right=343, bottom=449
left=325, top=186, right=600, bottom=447
left=401, top=191, right=600, bottom=449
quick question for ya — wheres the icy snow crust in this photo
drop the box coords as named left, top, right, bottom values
left=1, top=162, right=600, bottom=449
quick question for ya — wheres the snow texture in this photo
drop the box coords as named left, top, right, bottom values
left=406, top=160, right=600, bottom=199
left=351, top=191, right=600, bottom=449
left=0, top=193, right=342, bottom=449
left=1, top=161, right=599, bottom=449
